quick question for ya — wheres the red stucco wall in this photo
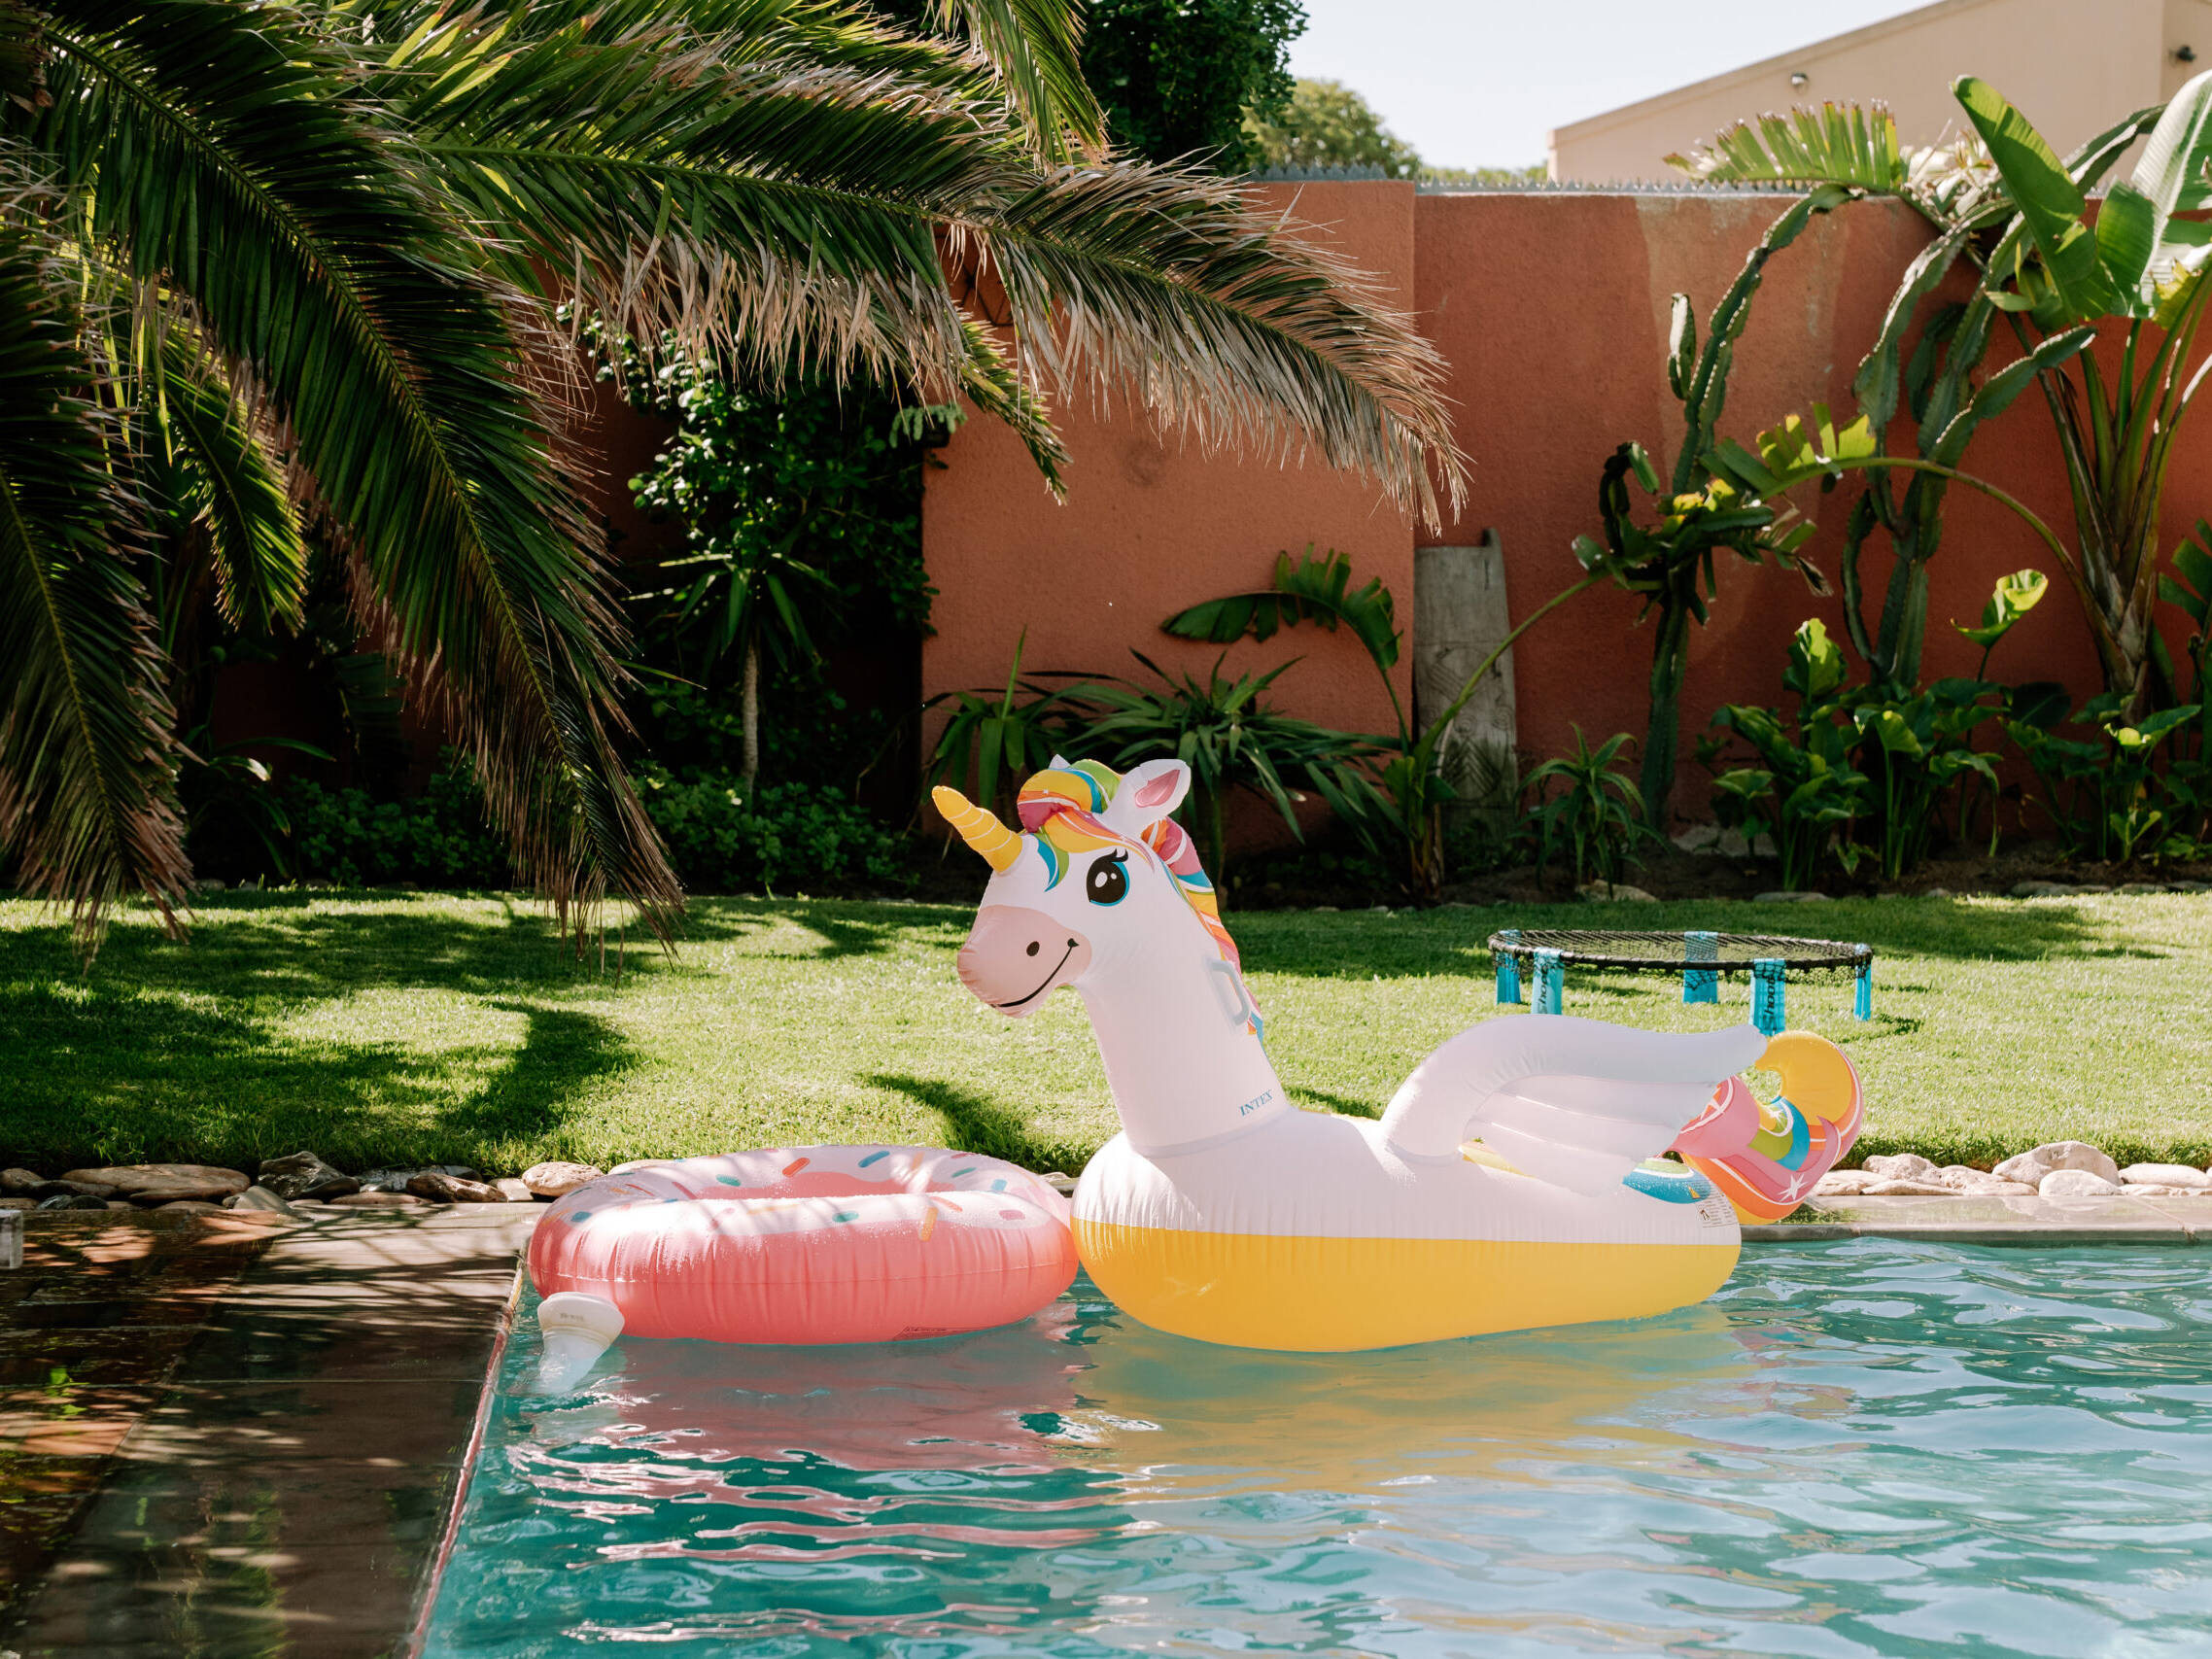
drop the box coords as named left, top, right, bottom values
left=922, top=184, right=2144, bottom=827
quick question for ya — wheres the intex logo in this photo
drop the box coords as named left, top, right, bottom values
left=1238, top=1089, right=1275, bottom=1117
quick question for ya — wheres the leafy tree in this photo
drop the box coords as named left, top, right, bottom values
left=1247, top=78, right=1421, bottom=176
left=1081, top=0, right=1306, bottom=168
left=0, top=0, right=1463, bottom=951
left=624, top=358, right=953, bottom=785
left=1247, top=78, right=1542, bottom=183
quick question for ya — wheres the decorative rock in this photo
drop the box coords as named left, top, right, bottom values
left=156, top=1199, right=227, bottom=1214
left=0, top=1195, right=35, bottom=1211
left=406, top=1171, right=504, bottom=1203
left=35, top=1194, right=109, bottom=1211
left=2027, top=1141, right=2121, bottom=1183
left=1863, top=1153, right=1939, bottom=1180
left=322, top=1191, right=431, bottom=1210
left=1862, top=1179, right=1959, bottom=1195
left=2118, top=882, right=2170, bottom=896
left=1936, top=1167, right=2039, bottom=1195
left=2011, top=881, right=2073, bottom=897
left=2, top=1170, right=114, bottom=1200
left=60, top=1163, right=249, bottom=1204
left=2039, top=1168, right=2122, bottom=1197
left=1673, top=823, right=1721, bottom=852
left=521, top=1161, right=603, bottom=1198
left=232, top=1185, right=304, bottom=1218
left=2120, top=1163, right=2212, bottom=1189
left=1922, top=887, right=1956, bottom=899
left=360, top=1164, right=481, bottom=1192
left=256, top=1151, right=360, bottom=1201
left=493, top=1178, right=535, bottom=1203
left=103, top=1199, right=135, bottom=1210
left=1578, top=881, right=1658, bottom=902
left=1754, top=890, right=1829, bottom=902
left=1813, top=1170, right=1875, bottom=1195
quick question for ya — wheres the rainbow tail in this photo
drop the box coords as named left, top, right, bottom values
left=1669, top=1032, right=1864, bottom=1223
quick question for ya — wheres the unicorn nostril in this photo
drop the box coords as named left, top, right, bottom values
left=1025, top=941, right=1040, bottom=956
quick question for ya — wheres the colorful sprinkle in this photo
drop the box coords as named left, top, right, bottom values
left=568, top=1211, right=591, bottom=1225
left=998, top=1209, right=1026, bottom=1221
left=715, top=1175, right=745, bottom=1187
left=990, top=1178, right=1008, bottom=1192
left=832, top=1210, right=859, bottom=1223
left=857, top=1150, right=889, bottom=1167
left=918, top=1207, right=938, bottom=1242
left=782, top=1157, right=811, bottom=1176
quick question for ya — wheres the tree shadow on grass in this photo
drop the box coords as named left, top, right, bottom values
left=432, top=1003, right=639, bottom=1149
left=679, top=897, right=964, bottom=960
left=0, top=979, right=637, bottom=1176
left=864, top=1073, right=1090, bottom=1174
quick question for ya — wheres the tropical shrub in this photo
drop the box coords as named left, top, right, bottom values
left=2009, top=695, right=2208, bottom=862
left=1704, top=622, right=1870, bottom=892
left=1678, top=79, right=2212, bottom=715
left=1523, top=729, right=1659, bottom=889
left=283, top=758, right=511, bottom=889
left=636, top=769, right=913, bottom=894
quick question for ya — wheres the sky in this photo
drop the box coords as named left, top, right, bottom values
left=1287, top=0, right=1935, bottom=169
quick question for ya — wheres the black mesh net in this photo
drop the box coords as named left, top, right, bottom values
left=1485, top=929, right=1872, bottom=978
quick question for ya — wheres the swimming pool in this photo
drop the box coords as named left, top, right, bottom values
left=420, top=1242, right=2212, bottom=1657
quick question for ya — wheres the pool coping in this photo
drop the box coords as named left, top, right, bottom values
left=1741, top=1192, right=2211, bottom=1244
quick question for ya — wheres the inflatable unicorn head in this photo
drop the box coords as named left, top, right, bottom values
left=936, top=759, right=1285, bottom=1155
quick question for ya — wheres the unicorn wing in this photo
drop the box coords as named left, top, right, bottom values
left=1378, top=1015, right=1767, bottom=1196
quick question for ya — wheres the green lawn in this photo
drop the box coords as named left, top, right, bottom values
left=2, top=891, right=2207, bottom=1176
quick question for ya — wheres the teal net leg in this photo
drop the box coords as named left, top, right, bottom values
left=1495, top=928, right=1523, bottom=1005
left=1534, top=949, right=1565, bottom=1015
left=1751, top=957, right=1786, bottom=1035
left=1683, top=930, right=1719, bottom=1004
left=1854, top=957, right=1873, bottom=1020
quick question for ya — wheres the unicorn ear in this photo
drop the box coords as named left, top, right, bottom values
left=1109, top=759, right=1191, bottom=833
left=1048, top=753, right=1072, bottom=771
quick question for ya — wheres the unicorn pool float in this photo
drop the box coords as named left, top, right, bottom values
left=930, top=757, right=1863, bottom=1353
left=526, top=756, right=1859, bottom=1381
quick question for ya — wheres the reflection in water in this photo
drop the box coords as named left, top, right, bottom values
left=425, top=1244, right=2212, bottom=1658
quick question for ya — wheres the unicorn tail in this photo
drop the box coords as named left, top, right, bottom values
left=1669, top=1032, right=1864, bottom=1224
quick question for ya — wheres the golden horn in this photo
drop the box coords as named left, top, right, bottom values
left=933, top=785, right=1022, bottom=873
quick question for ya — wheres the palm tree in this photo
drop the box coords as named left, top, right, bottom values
left=0, top=0, right=1463, bottom=950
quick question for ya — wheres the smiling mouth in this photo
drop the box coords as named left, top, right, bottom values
left=994, top=941, right=1078, bottom=1009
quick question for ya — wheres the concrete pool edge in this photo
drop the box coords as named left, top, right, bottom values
left=1742, top=1192, right=2210, bottom=1244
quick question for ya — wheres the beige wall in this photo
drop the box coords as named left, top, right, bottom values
left=1549, top=0, right=2197, bottom=185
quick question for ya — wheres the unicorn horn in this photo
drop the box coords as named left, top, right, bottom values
left=933, top=785, right=1022, bottom=872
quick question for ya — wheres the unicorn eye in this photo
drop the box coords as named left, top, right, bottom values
left=1085, top=851, right=1129, bottom=906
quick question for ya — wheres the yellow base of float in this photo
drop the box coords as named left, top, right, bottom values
left=1074, top=1220, right=1741, bottom=1352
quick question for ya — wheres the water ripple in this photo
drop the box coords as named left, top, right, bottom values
left=424, top=1242, right=2212, bottom=1657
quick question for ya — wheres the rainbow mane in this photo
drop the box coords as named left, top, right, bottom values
left=1015, top=762, right=1253, bottom=991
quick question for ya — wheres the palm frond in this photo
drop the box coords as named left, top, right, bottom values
left=0, top=223, right=187, bottom=950
left=395, top=0, right=1462, bottom=519
left=1668, top=103, right=1909, bottom=191
left=147, top=330, right=305, bottom=637
left=931, top=0, right=1104, bottom=161
left=32, top=0, right=680, bottom=936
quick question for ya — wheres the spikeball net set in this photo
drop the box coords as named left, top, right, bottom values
left=1486, top=929, right=1876, bottom=1033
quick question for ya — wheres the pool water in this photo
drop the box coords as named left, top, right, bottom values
left=422, top=1243, right=2212, bottom=1657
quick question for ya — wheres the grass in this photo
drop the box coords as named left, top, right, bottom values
left=0, top=890, right=2207, bottom=1177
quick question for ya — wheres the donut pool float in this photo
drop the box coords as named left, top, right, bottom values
left=527, top=1145, right=1077, bottom=1346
